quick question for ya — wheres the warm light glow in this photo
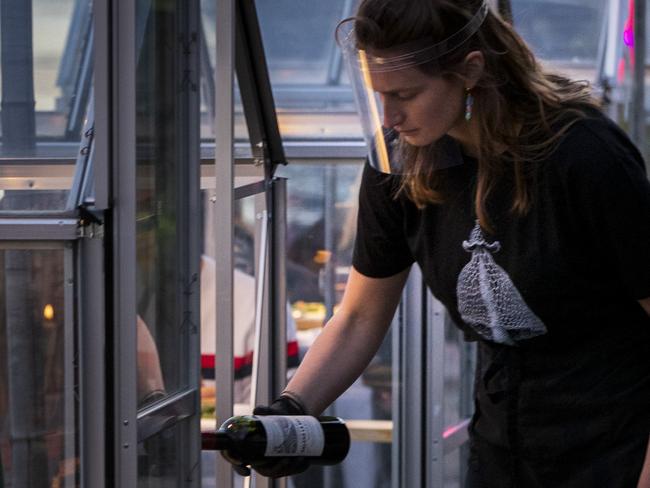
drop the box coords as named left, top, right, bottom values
left=313, top=250, right=332, bottom=265
left=43, top=304, right=55, bottom=321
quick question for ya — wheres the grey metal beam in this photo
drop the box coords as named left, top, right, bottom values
left=79, top=231, right=106, bottom=488
left=250, top=208, right=269, bottom=411
left=234, top=180, right=266, bottom=201
left=199, top=140, right=368, bottom=161
left=0, top=142, right=83, bottom=158
left=183, top=1, right=203, bottom=485
left=111, top=0, right=139, bottom=485
left=64, top=27, right=94, bottom=140
left=249, top=205, right=272, bottom=488
left=0, top=218, right=78, bottom=240
left=63, top=244, right=77, bottom=475
left=270, top=178, right=288, bottom=488
left=323, top=167, right=336, bottom=322
left=395, top=267, right=426, bottom=488
left=93, top=0, right=110, bottom=211
left=214, top=0, right=235, bottom=487
left=426, top=294, right=446, bottom=488
left=270, top=178, right=288, bottom=402
left=234, top=0, right=287, bottom=173
left=66, top=99, right=96, bottom=210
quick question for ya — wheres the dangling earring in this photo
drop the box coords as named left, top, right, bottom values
left=465, top=88, right=474, bottom=121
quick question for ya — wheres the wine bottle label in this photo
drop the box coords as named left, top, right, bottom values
left=257, top=416, right=325, bottom=457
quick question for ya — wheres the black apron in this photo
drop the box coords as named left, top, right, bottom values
left=465, top=335, right=650, bottom=488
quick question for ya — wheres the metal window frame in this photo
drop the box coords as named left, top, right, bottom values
left=0, top=229, right=103, bottom=488
left=394, top=267, right=427, bottom=488
left=108, top=0, right=139, bottom=485
left=0, top=240, right=72, bottom=484
left=0, top=218, right=79, bottom=240
left=395, top=267, right=474, bottom=488
left=63, top=242, right=77, bottom=476
left=213, top=0, right=236, bottom=487
left=106, top=0, right=203, bottom=484
left=78, top=228, right=107, bottom=487
left=426, top=292, right=447, bottom=488
left=234, top=0, right=287, bottom=174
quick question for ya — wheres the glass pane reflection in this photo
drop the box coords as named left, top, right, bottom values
left=0, top=0, right=91, bottom=153
left=199, top=191, right=260, bottom=419
left=198, top=0, right=359, bottom=142
left=135, top=0, right=189, bottom=408
left=138, top=422, right=183, bottom=487
left=0, top=248, right=78, bottom=488
left=511, top=0, right=607, bottom=64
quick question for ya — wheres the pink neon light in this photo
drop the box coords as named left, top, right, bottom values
left=624, top=28, right=634, bottom=47
left=624, top=0, right=635, bottom=47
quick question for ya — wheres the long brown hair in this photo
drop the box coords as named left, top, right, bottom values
left=349, top=0, right=599, bottom=230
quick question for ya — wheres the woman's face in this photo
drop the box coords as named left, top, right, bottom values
left=371, top=66, right=466, bottom=147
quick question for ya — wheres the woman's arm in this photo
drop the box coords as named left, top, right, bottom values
left=637, top=436, right=650, bottom=488
left=639, top=297, right=650, bottom=317
left=284, top=266, right=410, bottom=416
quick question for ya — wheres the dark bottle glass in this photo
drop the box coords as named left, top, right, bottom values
left=201, top=415, right=350, bottom=467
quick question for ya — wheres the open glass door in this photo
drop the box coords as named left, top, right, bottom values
left=133, top=0, right=201, bottom=485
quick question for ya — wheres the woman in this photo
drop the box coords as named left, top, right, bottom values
left=251, top=1, right=650, bottom=485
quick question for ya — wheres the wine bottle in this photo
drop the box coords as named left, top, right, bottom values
left=202, top=415, right=350, bottom=466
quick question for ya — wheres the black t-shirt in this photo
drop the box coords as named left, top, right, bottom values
left=353, top=113, right=650, bottom=487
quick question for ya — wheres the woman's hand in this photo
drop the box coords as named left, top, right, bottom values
left=638, top=297, right=650, bottom=317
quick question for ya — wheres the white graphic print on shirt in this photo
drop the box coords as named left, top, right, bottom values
left=456, top=221, right=547, bottom=345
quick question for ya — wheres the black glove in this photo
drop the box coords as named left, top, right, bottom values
left=246, top=394, right=310, bottom=478
left=253, top=394, right=307, bottom=416
left=219, top=450, right=253, bottom=477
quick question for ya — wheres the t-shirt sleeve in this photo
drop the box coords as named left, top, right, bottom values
left=352, top=162, right=415, bottom=278
left=569, top=123, right=650, bottom=300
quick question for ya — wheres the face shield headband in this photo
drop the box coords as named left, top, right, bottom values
left=337, top=1, right=489, bottom=174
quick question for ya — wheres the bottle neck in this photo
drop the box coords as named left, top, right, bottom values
left=201, top=431, right=231, bottom=451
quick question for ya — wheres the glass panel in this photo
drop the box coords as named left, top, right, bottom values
left=200, top=187, right=261, bottom=488
left=135, top=0, right=188, bottom=408
left=257, top=0, right=347, bottom=85
left=199, top=0, right=251, bottom=143
left=256, top=0, right=359, bottom=141
left=0, top=248, right=78, bottom=488
left=199, top=0, right=359, bottom=142
left=276, top=162, right=394, bottom=487
left=0, top=0, right=91, bottom=150
left=199, top=188, right=261, bottom=420
left=138, top=421, right=184, bottom=487
left=0, top=189, right=69, bottom=212
left=0, top=0, right=93, bottom=211
left=511, top=0, right=607, bottom=78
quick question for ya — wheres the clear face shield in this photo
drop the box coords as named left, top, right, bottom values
left=337, top=1, right=489, bottom=174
